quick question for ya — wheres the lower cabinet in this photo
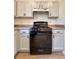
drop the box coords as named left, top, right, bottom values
left=19, top=30, right=30, bottom=51
left=52, top=30, right=64, bottom=51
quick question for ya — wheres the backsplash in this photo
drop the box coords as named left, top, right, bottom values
left=14, top=12, right=65, bottom=25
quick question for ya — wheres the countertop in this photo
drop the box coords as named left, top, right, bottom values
left=14, top=24, right=65, bottom=30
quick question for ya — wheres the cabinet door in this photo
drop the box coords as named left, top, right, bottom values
left=20, top=30, right=30, bottom=51
left=24, top=2, right=33, bottom=17
left=16, top=1, right=25, bottom=16
left=33, top=1, right=39, bottom=9
left=49, top=1, right=59, bottom=17
left=42, top=1, right=49, bottom=9
left=53, top=30, right=64, bottom=51
left=16, top=1, right=33, bottom=17
left=32, top=1, right=49, bottom=10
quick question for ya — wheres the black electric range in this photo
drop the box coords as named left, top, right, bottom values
left=30, top=21, right=52, bottom=54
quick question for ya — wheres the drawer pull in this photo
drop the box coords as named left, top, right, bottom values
left=52, top=35, right=55, bottom=38
left=57, top=31, right=60, bottom=33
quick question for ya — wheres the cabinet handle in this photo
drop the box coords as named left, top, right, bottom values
left=24, top=13, right=26, bottom=16
left=22, top=32, right=26, bottom=33
left=57, top=31, right=60, bottom=33
left=53, top=35, right=55, bottom=38
left=27, top=35, right=29, bottom=38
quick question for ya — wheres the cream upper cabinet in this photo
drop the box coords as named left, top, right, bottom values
left=16, top=1, right=25, bottom=16
left=32, top=1, right=39, bottom=9
left=16, top=1, right=33, bottom=17
left=32, top=0, right=49, bottom=11
left=49, top=1, right=59, bottom=18
left=24, top=1, right=33, bottom=17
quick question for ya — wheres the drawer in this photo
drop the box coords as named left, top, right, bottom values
left=20, top=30, right=30, bottom=33
left=53, top=30, right=64, bottom=34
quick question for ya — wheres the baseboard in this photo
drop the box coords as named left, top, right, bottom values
left=14, top=49, right=64, bottom=56
left=52, top=48, right=64, bottom=51
left=14, top=51, right=19, bottom=59
left=17, top=49, right=63, bottom=53
left=18, top=50, right=29, bottom=53
left=62, top=50, right=65, bottom=55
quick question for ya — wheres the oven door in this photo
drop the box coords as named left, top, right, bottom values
left=30, top=32, right=52, bottom=49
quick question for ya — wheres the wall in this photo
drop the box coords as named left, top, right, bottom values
left=14, top=0, right=65, bottom=25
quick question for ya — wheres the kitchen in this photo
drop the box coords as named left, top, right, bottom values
left=14, top=0, right=65, bottom=59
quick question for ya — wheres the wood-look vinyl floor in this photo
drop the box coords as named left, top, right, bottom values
left=15, top=53, right=64, bottom=59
